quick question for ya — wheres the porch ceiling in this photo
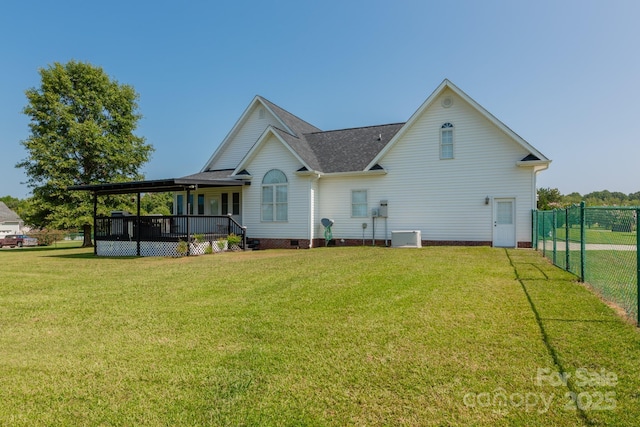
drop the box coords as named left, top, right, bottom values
left=68, top=176, right=244, bottom=195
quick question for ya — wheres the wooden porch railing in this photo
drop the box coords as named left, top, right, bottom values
left=95, top=214, right=246, bottom=253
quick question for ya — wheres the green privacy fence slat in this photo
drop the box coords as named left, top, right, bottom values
left=533, top=204, right=639, bottom=325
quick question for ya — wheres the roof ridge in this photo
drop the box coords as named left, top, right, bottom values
left=257, top=96, right=322, bottom=134
left=304, top=122, right=406, bottom=135
left=271, top=125, right=300, bottom=139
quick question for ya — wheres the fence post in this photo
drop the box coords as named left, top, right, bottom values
left=636, top=208, right=639, bottom=327
left=565, top=207, right=570, bottom=271
left=552, top=209, right=557, bottom=265
left=580, top=201, right=586, bottom=282
left=532, top=210, right=536, bottom=249
left=542, top=212, right=546, bottom=257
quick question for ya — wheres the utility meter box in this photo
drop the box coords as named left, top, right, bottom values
left=371, top=207, right=379, bottom=217
left=378, top=200, right=388, bottom=217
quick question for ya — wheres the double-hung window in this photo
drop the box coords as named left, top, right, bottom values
left=176, top=194, right=184, bottom=215
left=351, top=190, right=368, bottom=217
left=221, top=192, right=241, bottom=216
left=262, top=169, right=288, bottom=221
left=221, top=193, right=228, bottom=215
left=197, top=194, right=205, bottom=215
left=440, top=122, right=454, bottom=159
left=232, top=192, right=240, bottom=215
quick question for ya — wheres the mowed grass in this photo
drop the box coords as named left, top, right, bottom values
left=558, top=249, right=638, bottom=321
left=554, top=227, right=636, bottom=245
left=1, top=246, right=639, bottom=426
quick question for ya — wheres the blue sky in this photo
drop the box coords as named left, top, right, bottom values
left=1, top=0, right=639, bottom=198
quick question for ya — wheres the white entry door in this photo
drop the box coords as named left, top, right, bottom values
left=493, top=198, right=516, bottom=247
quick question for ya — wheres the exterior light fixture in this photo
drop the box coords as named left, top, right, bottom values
left=485, top=196, right=490, bottom=205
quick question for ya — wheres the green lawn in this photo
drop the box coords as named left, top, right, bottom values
left=554, top=227, right=636, bottom=245
left=1, top=246, right=639, bottom=426
left=553, top=249, right=637, bottom=320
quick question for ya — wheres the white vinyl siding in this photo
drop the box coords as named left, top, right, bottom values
left=316, top=89, right=536, bottom=245
left=241, top=134, right=311, bottom=239
left=196, top=87, right=539, bottom=246
left=207, top=103, right=283, bottom=170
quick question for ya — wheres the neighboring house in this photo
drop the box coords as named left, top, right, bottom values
left=174, top=79, right=550, bottom=249
left=0, top=202, right=24, bottom=237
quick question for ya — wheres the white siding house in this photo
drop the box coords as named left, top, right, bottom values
left=175, top=79, right=550, bottom=249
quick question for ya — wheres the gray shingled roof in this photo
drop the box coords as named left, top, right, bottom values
left=272, top=128, right=322, bottom=171
left=0, top=202, right=21, bottom=222
left=256, top=98, right=405, bottom=173
left=303, top=123, right=405, bottom=173
left=259, top=97, right=322, bottom=137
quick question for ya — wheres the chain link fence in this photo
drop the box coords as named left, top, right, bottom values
left=533, top=202, right=639, bottom=325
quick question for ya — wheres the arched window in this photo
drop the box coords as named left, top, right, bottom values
left=440, top=122, right=454, bottom=159
left=261, top=169, right=288, bottom=221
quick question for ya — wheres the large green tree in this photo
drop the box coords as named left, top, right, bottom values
left=17, top=61, right=153, bottom=246
left=537, top=187, right=563, bottom=210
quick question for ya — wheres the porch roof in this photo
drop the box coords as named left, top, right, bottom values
left=68, top=170, right=244, bottom=195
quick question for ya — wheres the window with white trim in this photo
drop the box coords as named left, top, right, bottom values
left=261, top=169, right=288, bottom=221
left=440, top=122, right=454, bottom=159
left=351, top=190, right=368, bottom=217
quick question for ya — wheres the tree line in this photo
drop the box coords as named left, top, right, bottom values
left=1, top=193, right=173, bottom=223
left=537, top=188, right=640, bottom=210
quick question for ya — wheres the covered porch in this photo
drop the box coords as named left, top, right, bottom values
left=69, top=172, right=249, bottom=256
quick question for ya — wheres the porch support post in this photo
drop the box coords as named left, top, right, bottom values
left=186, top=187, right=191, bottom=256
left=136, top=192, right=141, bottom=256
left=93, top=192, right=97, bottom=256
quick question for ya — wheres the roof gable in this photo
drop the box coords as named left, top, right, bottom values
left=259, top=97, right=321, bottom=137
left=365, top=79, right=550, bottom=170
left=201, top=96, right=321, bottom=172
left=233, top=126, right=314, bottom=176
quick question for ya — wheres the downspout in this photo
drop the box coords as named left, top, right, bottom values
left=532, top=164, right=549, bottom=247
left=308, top=172, right=321, bottom=248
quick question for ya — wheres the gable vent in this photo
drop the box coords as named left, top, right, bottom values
left=441, top=96, right=453, bottom=108
left=258, top=107, right=265, bottom=119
